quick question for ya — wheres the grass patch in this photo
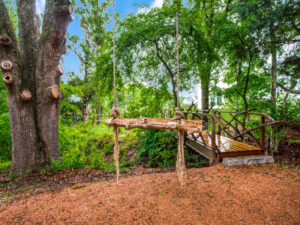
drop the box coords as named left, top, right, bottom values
left=0, top=161, right=11, bottom=171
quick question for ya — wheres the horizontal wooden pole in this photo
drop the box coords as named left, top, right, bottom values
left=106, top=117, right=203, bottom=134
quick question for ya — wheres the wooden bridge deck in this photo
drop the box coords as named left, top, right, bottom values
left=186, top=131, right=263, bottom=161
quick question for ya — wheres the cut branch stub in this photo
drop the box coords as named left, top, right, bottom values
left=0, top=60, right=13, bottom=71
left=2, top=72, right=13, bottom=84
left=48, top=85, right=60, bottom=99
left=21, top=90, right=32, bottom=101
left=57, top=64, right=64, bottom=76
left=60, top=4, right=73, bottom=17
left=0, top=35, right=12, bottom=46
left=69, top=5, right=74, bottom=21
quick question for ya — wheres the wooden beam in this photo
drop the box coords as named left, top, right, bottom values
left=106, top=117, right=203, bottom=134
left=212, top=114, right=227, bottom=130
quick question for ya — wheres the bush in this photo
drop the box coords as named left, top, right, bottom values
left=0, top=113, right=11, bottom=162
left=57, top=122, right=139, bottom=171
left=137, top=129, right=178, bottom=168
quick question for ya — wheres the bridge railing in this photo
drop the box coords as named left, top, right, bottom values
left=182, top=104, right=283, bottom=164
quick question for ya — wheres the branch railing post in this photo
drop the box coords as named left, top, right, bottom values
left=217, top=112, right=221, bottom=135
left=261, top=115, right=266, bottom=152
left=211, top=115, right=216, bottom=165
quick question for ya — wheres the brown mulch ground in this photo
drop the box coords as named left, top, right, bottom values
left=0, top=163, right=299, bottom=225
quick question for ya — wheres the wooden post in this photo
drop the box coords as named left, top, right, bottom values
left=261, top=115, right=266, bottom=152
left=211, top=116, right=216, bottom=165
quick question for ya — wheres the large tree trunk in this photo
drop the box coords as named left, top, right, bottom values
left=0, top=0, right=73, bottom=174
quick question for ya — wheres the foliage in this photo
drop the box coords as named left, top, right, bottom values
left=137, top=129, right=178, bottom=168
left=0, top=161, right=11, bottom=171
left=56, top=122, right=139, bottom=171
left=66, top=0, right=113, bottom=122
left=0, top=79, right=11, bottom=162
left=117, top=4, right=196, bottom=106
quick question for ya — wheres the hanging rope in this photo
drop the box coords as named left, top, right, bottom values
left=112, top=0, right=120, bottom=183
left=113, top=0, right=116, bottom=106
left=175, top=1, right=186, bottom=185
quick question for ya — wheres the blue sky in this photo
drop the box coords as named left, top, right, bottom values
left=36, top=0, right=164, bottom=81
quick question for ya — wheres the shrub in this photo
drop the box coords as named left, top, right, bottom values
left=0, top=113, right=11, bottom=162
left=137, top=129, right=178, bottom=168
left=62, top=145, right=86, bottom=169
left=58, top=122, right=139, bottom=171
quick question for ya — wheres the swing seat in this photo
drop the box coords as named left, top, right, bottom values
left=106, top=117, right=203, bottom=134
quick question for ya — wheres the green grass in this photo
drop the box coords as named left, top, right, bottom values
left=287, top=139, right=300, bottom=145
left=0, top=161, right=11, bottom=171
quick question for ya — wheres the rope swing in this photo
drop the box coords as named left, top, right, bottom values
left=110, top=0, right=187, bottom=185
left=175, top=1, right=187, bottom=185
left=112, top=0, right=120, bottom=183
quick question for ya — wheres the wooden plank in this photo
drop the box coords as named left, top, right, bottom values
left=106, top=117, right=203, bottom=134
left=186, top=136, right=263, bottom=161
left=186, top=138, right=212, bottom=160
left=193, top=131, right=261, bottom=151
left=188, top=132, right=262, bottom=153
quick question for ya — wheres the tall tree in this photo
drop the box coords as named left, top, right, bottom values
left=187, top=0, right=229, bottom=111
left=67, top=0, right=111, bottom=122
left=117, top=4, right=195, bottom=107
left=0, top=0, right=73, bottom=173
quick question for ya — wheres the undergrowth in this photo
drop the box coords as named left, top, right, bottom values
left=53, top=121, right=139, bottom=172
left=137, top=129, right=208, bottom=168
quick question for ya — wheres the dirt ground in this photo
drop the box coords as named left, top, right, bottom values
left=0, top=164, right=299, bottom=225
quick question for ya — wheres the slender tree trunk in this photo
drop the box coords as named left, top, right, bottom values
left=82, top=104, right=89, bottom=122
left=200, top=75, right=209, bottom=112
left=270, top=22, right=278, bottom=153
left=96, top=101, right=102, bottom=125
left=198, top=64, right=211, bottom=112
left=270, top=46, right=277, bottom=115
left=0, top=0, right=73, bottom=173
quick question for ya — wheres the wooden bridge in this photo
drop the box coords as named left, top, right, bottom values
left=183, top=107, right=282, bottom=164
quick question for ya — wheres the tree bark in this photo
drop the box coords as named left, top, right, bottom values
left=96, top=101, right=102, bottom=125
left=269, top=8, right=277, bottom=116
left=200, top=74, right=209, bottom=112
left=82, top=104, right=89, bottom=122
left=269, top=17, right=278, bottom=153
left=0, top=0, right=72, bottom=174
